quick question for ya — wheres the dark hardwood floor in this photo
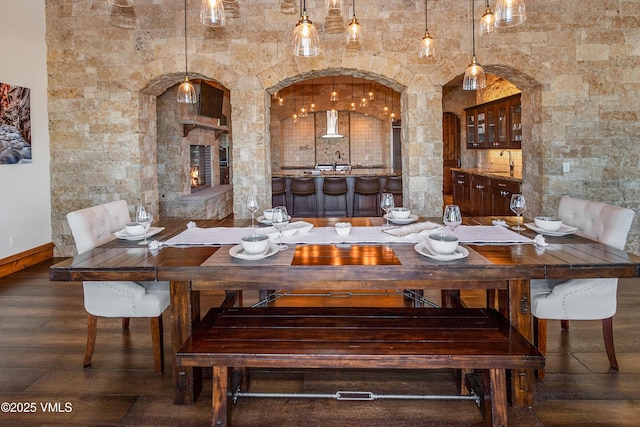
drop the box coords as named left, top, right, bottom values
left=1, top=260, right=640, bottom=426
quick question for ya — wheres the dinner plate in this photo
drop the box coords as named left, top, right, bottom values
left=384, top=213, right=419, bottom=224
left=257, top=215, right=291, bottom=225
left=261, top=221, right=314, bottom=239
left=524, top=223, right=578, bottom=236
left=414, top=242, right=469, bottom=261
left=114, top=226, right=164, bottom=241
left=229, top=243, right=280, bottom=261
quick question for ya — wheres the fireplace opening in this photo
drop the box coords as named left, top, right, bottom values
left=190, top=145, right=212, bottom=193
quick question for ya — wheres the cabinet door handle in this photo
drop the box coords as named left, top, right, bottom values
left=498, top=183, right=507, bottom=188
left=457, top=180, right=465, bottom=184
left=476, top=184, right=485, bottom=190
left=501, top=190, right=509, bottom=196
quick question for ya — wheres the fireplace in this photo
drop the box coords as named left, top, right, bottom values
left=190, top=145, right=212, bottom=192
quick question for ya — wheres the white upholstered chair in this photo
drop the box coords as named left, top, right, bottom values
left=531, top=196, right=635, bottom=378
left=66, top=200, right=170, bottom=374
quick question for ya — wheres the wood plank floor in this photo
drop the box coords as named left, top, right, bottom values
left=1, top=260, right=640, bottom=426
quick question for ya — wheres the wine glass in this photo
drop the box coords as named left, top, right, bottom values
left=135, top=205, right=153, bottom=245
left=246, top=195, right=259, bottom=229
left=443, top=204, right=462, bottom=232
left=271, top=205, right=289, bottom=250
left=510, top=194, right=527, bottom=231
left=380, top=193, right=395, bottom=227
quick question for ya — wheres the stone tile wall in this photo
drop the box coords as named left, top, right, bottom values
left=46, top=0, right=640, bottom=256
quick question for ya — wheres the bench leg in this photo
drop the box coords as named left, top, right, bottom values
left=212, top=366, right=231, bottom=427
left=485, top=369, right=508, bottom=427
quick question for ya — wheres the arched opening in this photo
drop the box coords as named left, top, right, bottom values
left=267, top=73, right=403, bottom=217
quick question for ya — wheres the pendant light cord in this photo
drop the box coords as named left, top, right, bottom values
left=425, top=0, right=429, bottom=32
left=183, top=0, right=189, bottom=76
left=471, top=0, right=476, bottom=57
left=353, top=0, right=357, bottom=17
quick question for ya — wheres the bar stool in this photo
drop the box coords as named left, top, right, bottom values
left=353, top=176, right=381, bottom=217
left=271, top=177, right=286, bottom=208
left=385, top=175, right=403, bottom=207
left=322, top=177, right=348, bottom=217
left=290, top=177, right=317, bottom=217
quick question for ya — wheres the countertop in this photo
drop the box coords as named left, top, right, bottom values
left=452, top=168, right=523, bottom=183
left=274, top=170, right=401, bottom=178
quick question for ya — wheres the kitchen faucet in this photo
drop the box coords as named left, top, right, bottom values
left=500, top=149, right=514, bottom=175
left=333, top=150, right=341, bottom=171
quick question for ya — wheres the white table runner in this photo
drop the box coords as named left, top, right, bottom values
left=152, top=222, right=534, bottom=247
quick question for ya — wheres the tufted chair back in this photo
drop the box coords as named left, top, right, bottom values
left=557, top=196, right=634, bottom=249
left=67, top=200, right=131, bottom=254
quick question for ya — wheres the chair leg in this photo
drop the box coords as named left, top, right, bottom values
left=602, top=317, right=619, bottom=371
left=150, top=315, right=164, bottom=375
left=83, top=314, right=98, bottom=368
left=122, top=317, right=130, bottom=329
left=533, top=316, right=547, bottom=380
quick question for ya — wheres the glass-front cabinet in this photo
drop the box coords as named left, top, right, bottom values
left=464, top=93, right=521, bottom=149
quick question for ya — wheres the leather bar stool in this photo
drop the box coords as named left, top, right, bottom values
left=385, top=175, right=403, bottom=207
left=322, top=177, right=348, bottom=217
left=353, top=176, right=381, bottom=217
left=290, top=177, right=317, bottom=217
left=271, top=177, right=286, bottom=208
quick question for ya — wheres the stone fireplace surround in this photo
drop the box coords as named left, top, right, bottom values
left=156, top=86, right=232, bottom=220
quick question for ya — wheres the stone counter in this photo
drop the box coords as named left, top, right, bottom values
left=452, top=168, right=523, bottom=183
left=274, top=169, right=400, bottom=178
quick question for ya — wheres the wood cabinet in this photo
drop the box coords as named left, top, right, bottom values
left=452, top=171, right=471, bottom=214
left=465, top=94, right=521, bottom=149
left=469, top=175, right=492, bottom=217
left=491, top=178, right=521, bottom=216
left=452, top=170, right=521, bottom=216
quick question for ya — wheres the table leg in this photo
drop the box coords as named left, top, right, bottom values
left=507, top=278, right=534, bottom=408
left=172, top=280, right=202, bottom=405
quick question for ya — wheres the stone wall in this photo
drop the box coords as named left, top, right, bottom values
left=46, top=0, right=640, bottom=256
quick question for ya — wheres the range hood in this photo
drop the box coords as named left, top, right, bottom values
left=322, top=109, right=344, bottom=139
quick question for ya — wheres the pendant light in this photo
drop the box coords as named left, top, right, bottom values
left=350, top=76, right=356, bottom=111
left=177, top=0, right=197, bottom=104
left=480, top=0, right=496, bottom=36
left=346, top=0, right=362, bottom=50
left=368, top=80, right=375, bottom=101
left=330, top=76, right=339, bottom=102
left=495, top=0, right=526, bottom=28
left=200, top=0, right=226, bottom=27
left=359, top=78, right=368, bottom=108
left=418, top=0, right=435, bottom=59
left=463, top=0, right=486, bottom=91
left=292, top=84, right=298, bottom=122
left=325, top=0, right=344, bottom=16
left=292, top=0, right=320, bottom=57
left=299, top=81, right=308, bottom=118
left=389, top=90, right=396, bottom=121
left=383, top=87, right=389, bottom=115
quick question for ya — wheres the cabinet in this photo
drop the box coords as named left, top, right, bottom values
left=470, top=175, right=492, bottom=216
left=491, top=178, right=521, bottom=216
left=452, top=170, right=521, bottom=216
left=465, top=94, right=521, bottom=149
left=452, top=171, right=471, bottom=214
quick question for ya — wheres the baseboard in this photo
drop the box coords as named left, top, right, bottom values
left=0, top=243, right=54, bottom=279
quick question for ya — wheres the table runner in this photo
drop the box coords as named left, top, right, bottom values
left=152, top=221, right=535, bottom=247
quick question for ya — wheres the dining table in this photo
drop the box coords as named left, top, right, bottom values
left=49, top=215, right=640, bottom=409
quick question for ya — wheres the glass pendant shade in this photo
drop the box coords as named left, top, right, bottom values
left=177, top=76, right=197, bottom=104
left=495, top=0, right=526, bottom=28
left=200, top=0, right=226, bottom=27
left=480, top=6, right=496, bottom=35
left=360, top=96, right=368, bottom=108
left=463, top=57, right=487, bottom=90
left=299, top=106, right=308, bottom=118
left=330, top=90, right=339, bottom=102
left=292, top=9, right=320, bottom=57
left=419, top=32, right=435, bottom=58
left=325, top=0, right=344, bottom=15
left=350, top=101, right=356, bottom=111
left=346, top=17, right=362, bottom=49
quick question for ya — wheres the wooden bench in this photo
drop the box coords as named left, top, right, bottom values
left=177, top=307, right=544, bottom=427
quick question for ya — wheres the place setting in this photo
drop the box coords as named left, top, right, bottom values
left=525, top=216, right=578, bottom=236
left=114, top=205, right=165, bottom=244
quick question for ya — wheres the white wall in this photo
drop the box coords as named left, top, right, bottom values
left=0, top=1, right=51, bottom=259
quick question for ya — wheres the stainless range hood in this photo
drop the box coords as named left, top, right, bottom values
left=322, top=109, right=344, bottom=139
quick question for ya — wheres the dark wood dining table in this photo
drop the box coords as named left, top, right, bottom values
left=49, top=216, right=640, bottom=409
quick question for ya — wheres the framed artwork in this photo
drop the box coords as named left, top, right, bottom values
left=0, top=82, right=31, bottom=164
